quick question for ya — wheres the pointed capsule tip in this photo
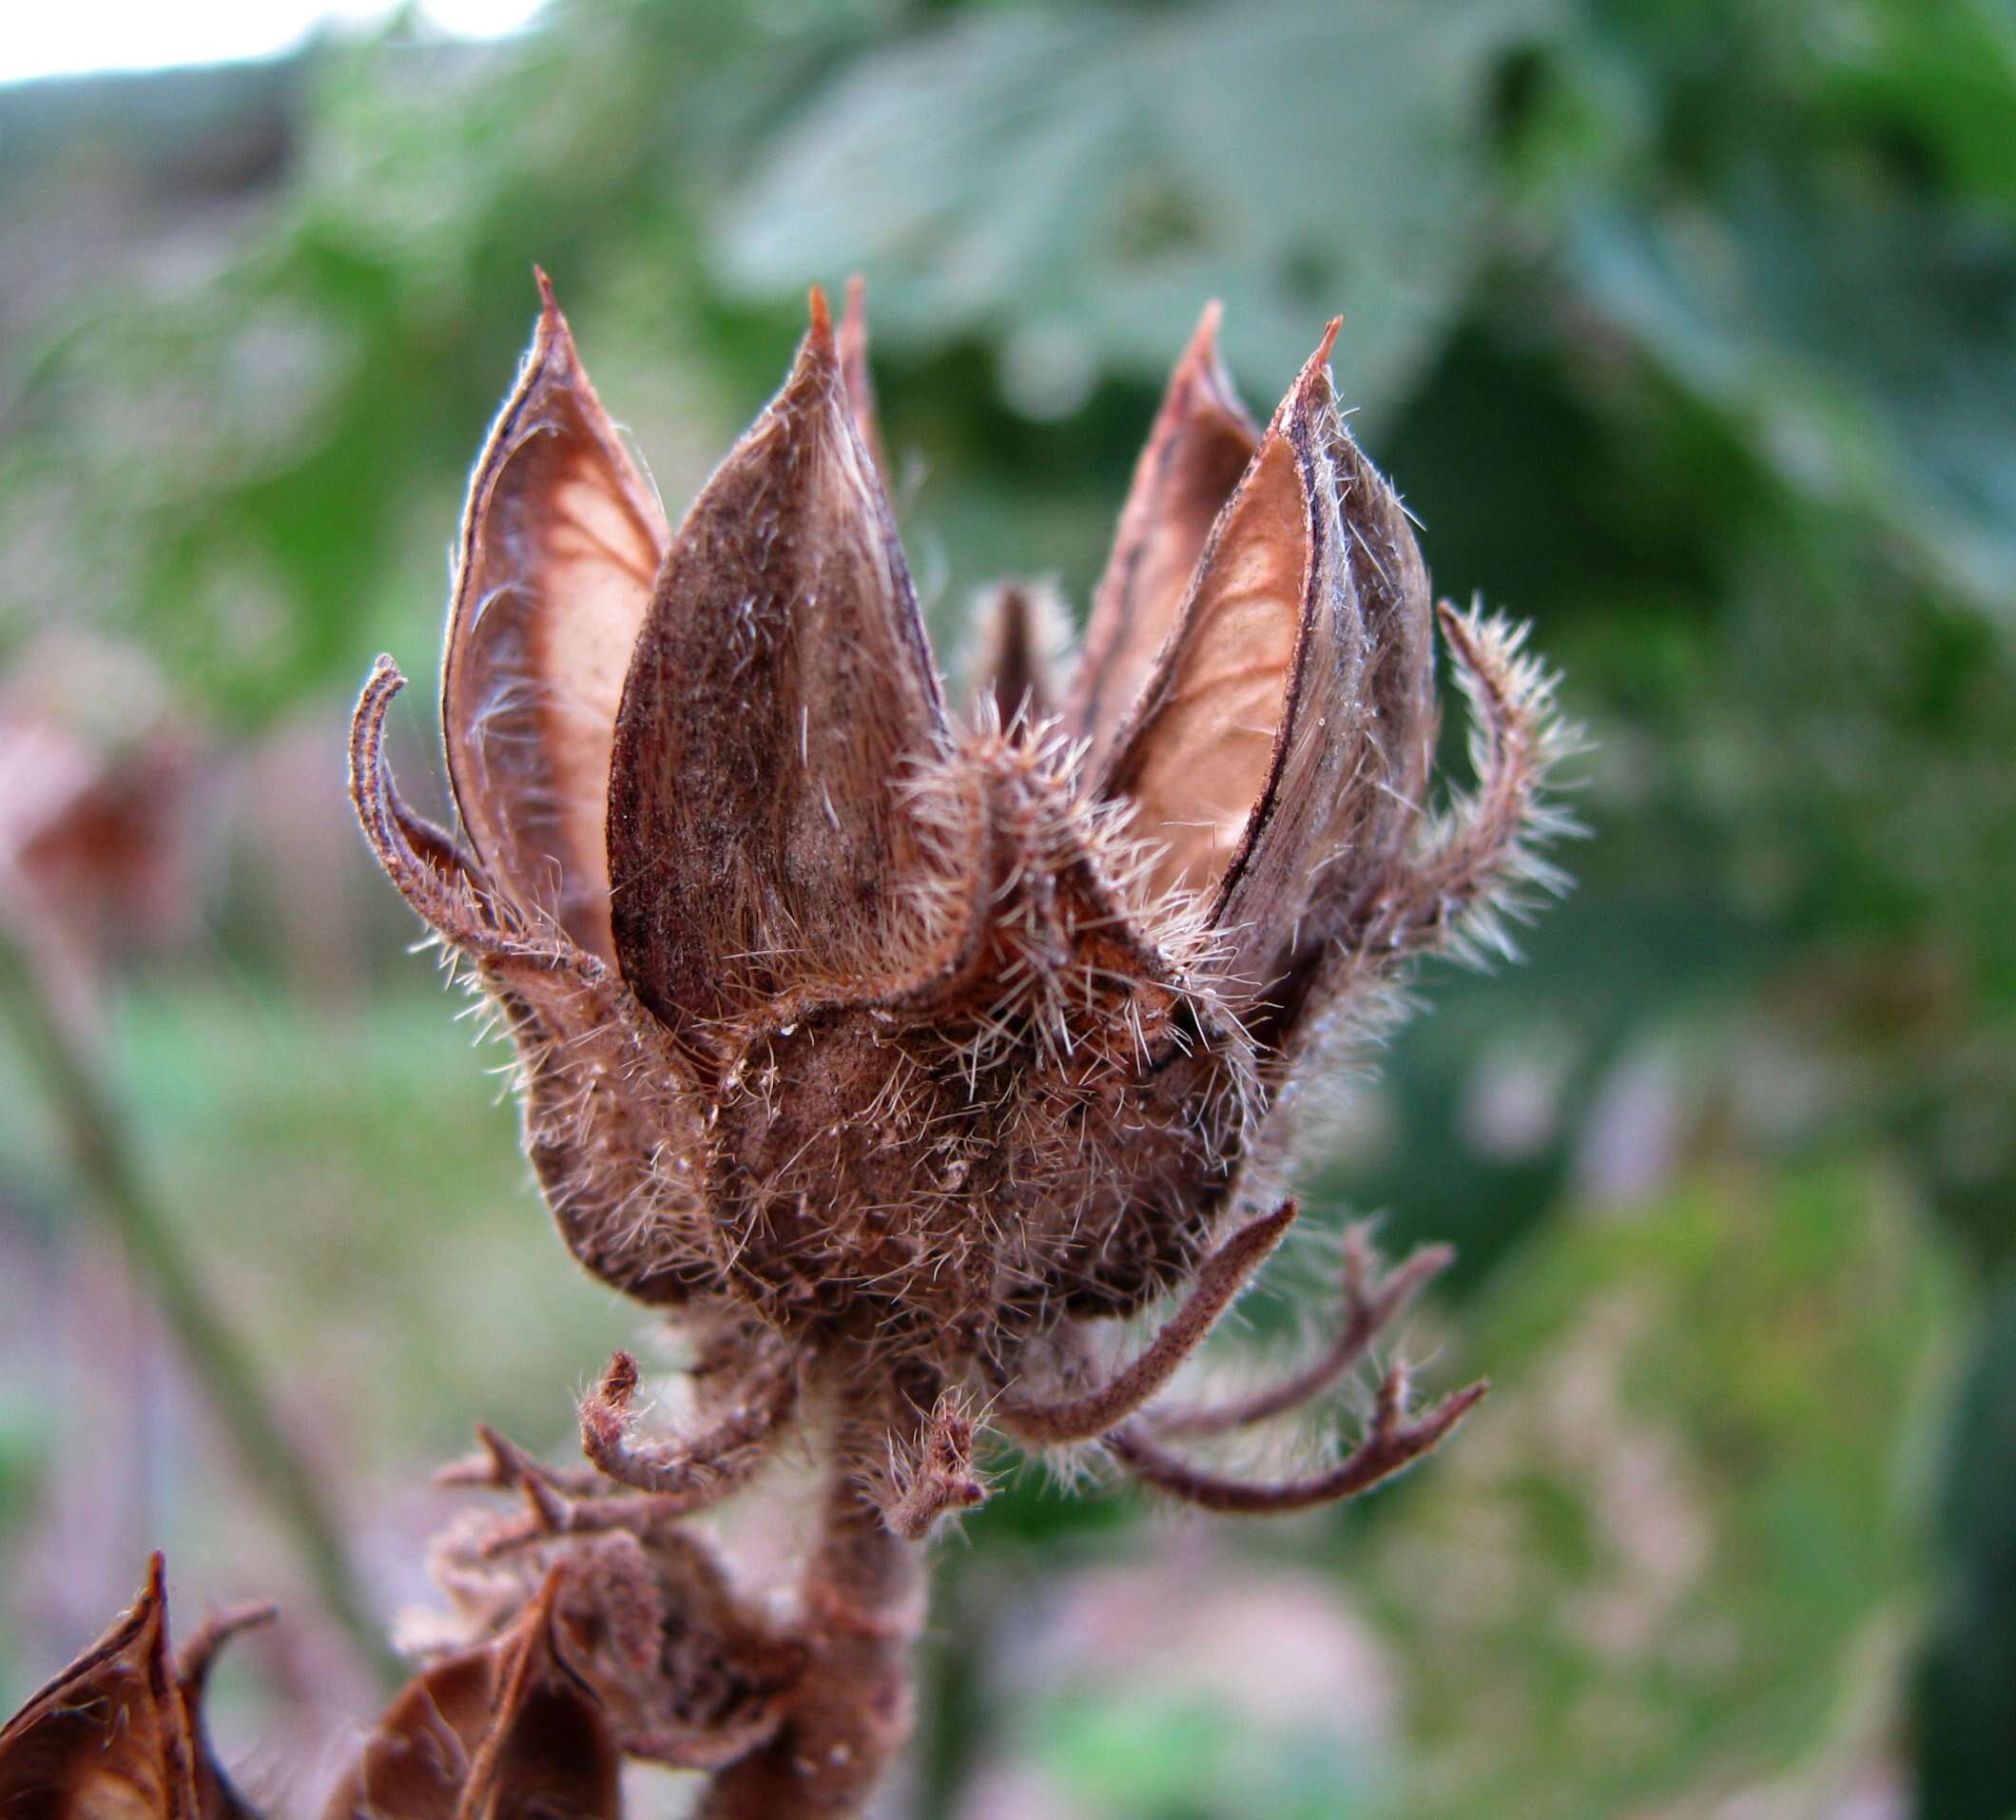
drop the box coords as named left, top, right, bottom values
left=806, top=282, right=834, bottom=346
left=533, top=266, right=566, bottom=337
left=1270, top=316, right=1343, bottom=430
left=1168, top=299, right=1251, bottom=431
left=839, top=274, right=869, bottom=361
left=1176, top=298, right=1225, bottom=369
left=530, top=265, right=577, bottom=367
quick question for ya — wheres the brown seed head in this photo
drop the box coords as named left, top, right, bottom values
left=342, top=273, right=1574, bottom=1810
left=352, top=269, right=1573, bottom=1421
left=0, top=274, right=1578, bottom=1820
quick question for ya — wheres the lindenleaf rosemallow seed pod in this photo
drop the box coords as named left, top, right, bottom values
left=344, top=275, right=1571, bottom=1816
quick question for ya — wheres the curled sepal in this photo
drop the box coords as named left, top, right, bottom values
left=1145, top=1224, right=1455, bottom=1439
left=1072, top=303, right=1260, bottom=774
left=321, top=1571, right=620, bottom=1820
left=351, top=659, right=717, bottom=1307
left=608, top=286, right=952, bottom=1040
left=1108, top=1368, right=1487, bottom=1514
left=1099, top=322, right=1370, bottom=999
left=576, top=1348, right=796, bottom=1504
left=1384, top=604, right=1577, bottom=963
left=0, top=1555, right=261, bottom=1820
left=998, top=1200, right=1298, bottom=1445
left=442, top=271, right=669, bottom=959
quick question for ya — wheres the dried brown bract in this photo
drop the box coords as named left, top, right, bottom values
left=342, top=274, right=1573, bottom=1814
left=0, top=1556, right=268, bottom=1820
left=322, top=1567, right=624, bottom=1820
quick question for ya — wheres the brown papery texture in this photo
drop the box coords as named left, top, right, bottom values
left=2, top=276, right=1575, bottom=1820
left=0, top=1558, right=262, bottom=1820
left=341, top=277, right=1573, bottom=1815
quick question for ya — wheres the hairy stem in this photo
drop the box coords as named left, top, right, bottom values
left=0, top=931, right=396, bottom=1685
left=700, top=1398, right=924, bottom=1819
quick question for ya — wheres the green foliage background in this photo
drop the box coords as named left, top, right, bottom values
left=1, top=1, right=2012, bottom=1815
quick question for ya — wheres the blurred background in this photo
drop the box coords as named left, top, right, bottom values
left=2, top=0, right=2012, bottom=1815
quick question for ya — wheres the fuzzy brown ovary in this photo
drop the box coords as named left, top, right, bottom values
left=685, top=744, right=1235, bottom=1346
left=700, top=940, right=1247, bottom=1354
left=705, top=1010, right=995, bottom=1340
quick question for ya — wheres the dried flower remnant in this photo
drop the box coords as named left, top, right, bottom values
left=322, top=1567, right=624, bottom=1820
left=0, top=1556, right=269, bottom=1820
left=336, top=273, right=1573, bottom=1815
left=0, top=636, right=203, bottom=993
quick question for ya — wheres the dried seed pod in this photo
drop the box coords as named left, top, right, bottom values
left=605, top=287, right=951, bottom=1038
left=0, top=1558, right=262, bottom=1820
left=322, top=1571, right=619, bottom=1820
left=441, top=270, right=669, bottom=959
left=1098, top=326, right=1369, bottom=953
left=351, top=276, right=1575, bottom=1818
left=1072, top=302, right=1260, bottom=774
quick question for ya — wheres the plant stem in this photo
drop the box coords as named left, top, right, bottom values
left=699, top=1402, right=924, bottom=1818
left=0, top=933, right=397, bottom=1686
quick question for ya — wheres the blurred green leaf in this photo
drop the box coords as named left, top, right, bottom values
left=1361, top=1159, right=1959, bottom=1819
left=1820, top=0, right=2016, bottom=207
left=1914, top=1271, right=2016, bottom=1820
left=716, top=0, right=1559, bottom=422
left=1570, top=174, right=2016, bottom=612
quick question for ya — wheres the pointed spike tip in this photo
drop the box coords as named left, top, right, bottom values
left=1174, top=299, right=1237, bottom=400
left=1435, top=1378, right=1492, bottom=1432
left=527, top=266, right=580, bottom=373
left=1270, top=314, right=1344, bottom=428
left=806, top=282, right=834, bottom=347
left=1177, top=296, right=1225, bottom=355
left=1255, top=1196, right=1299, bottom=1244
